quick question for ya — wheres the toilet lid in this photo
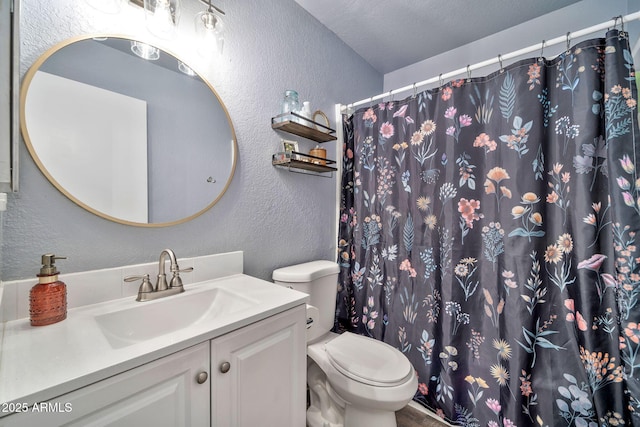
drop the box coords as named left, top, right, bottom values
left=324, top=332, right=413, bottom=387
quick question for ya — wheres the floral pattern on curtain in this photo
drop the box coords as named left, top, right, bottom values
left=337, top=30, right=640, bottom=427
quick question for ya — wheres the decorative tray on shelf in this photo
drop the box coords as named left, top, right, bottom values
left=272, top=151, right=337, bottom=173
left=271, top=112, right=337, bottom=143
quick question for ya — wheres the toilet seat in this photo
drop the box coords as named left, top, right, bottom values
left=324, top=332, right=413, bottom=387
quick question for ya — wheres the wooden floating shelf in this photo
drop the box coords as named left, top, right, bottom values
left=271, top=112, right=337, bottom=143
left=272, top=151, right=337, bottom=174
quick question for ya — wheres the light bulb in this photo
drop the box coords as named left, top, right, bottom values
left=178, top=61, right=196, bottom=76
left=195, top=10, right=225, bottom=58
left=130, top=41, right=160, bottom=61
left=151, top=0, right=172, bottom=31
left=143, top=0, right=180, bottom=39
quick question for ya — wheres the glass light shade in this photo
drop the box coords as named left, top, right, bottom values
left=143, top=0, right=181, bottom=39
left=85, top=0, right=122, bottom=14
left=178, top=61, right=196, bottom=76
left=195, top=10, right=225, bottom=58
left=130, top=41, right=160, bottom=61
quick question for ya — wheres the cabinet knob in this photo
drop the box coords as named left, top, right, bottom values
left=196, top=371, right=208, bottom=384
left=219, top=361, right=231, bottom=373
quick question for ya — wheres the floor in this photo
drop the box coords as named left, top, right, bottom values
left=307, top=389, right=450, bottom=426
left=396, top=405, right=450, bottom=427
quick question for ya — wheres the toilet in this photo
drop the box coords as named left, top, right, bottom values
left=273, top=260, right=418, bottom=427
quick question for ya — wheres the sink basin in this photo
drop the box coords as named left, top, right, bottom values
left=95, top=287, right=256, bottom=348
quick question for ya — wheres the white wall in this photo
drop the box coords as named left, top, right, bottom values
left=2, top=0, right=382, bottom=281
left=384, top=0, right=633, bottom=96
left=26, top=71, right=149, bottom=223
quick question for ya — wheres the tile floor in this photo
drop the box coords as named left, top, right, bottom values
left=396, top=405, right=450, bottom=427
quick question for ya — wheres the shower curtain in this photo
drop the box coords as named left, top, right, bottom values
left=337, top=30, right=640, bottom=426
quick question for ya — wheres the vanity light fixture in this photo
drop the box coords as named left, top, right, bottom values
left=142, top=0, right=181, bottom=39
left=126, top=0, right=227, bottom=54
left=130, top=40, right=160, bottom=60
left=194, top=0, right=226, bottom=57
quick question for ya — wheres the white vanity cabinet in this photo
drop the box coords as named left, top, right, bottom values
left=211, top=304, right=307, bottom=426
left=0, top=305, right=306, bottom=427
left=0, top=342, right=210, bottom=427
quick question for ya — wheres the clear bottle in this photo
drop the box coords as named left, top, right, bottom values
left=29, top=254, right=67, bottom=326
left=281, top=90, right=300, bottom=120
left=300, top=101, right=312, bottom=125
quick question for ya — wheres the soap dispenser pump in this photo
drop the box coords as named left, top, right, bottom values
left=29, top=254, right=67, bottom=326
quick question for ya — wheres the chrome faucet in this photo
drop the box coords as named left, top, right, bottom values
left=124, top=249, right=193, bottom=302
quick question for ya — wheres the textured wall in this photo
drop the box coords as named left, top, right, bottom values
left=383, top=0, right=632, bottom=96
left=2, top=0, right=382, bottom=281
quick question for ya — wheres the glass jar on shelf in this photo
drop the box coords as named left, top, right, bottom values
left=281, top=90, right=300, bottom=122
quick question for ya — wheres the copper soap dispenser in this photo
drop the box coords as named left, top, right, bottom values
left=29, top=254, right=67, bottom=326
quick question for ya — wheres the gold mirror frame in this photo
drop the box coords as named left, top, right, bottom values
left=20, top=34, right=237, bottom=227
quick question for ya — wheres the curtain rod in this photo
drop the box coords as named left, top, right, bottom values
left=344, top=11, right=640, bottom=110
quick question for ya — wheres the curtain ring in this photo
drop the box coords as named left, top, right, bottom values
left=498, top=54, right=503, bottom=73
left=566, top=32, right=571, bottom=53
left=613, top=15, right=626, bottom=38
left=538, top=40, right=545, bottom=62
left=612, top=15, right=621, bottom=30
left=466, top=65, right=471, bottom=82
left=412, top=82, right=417, bottom=98
left=612, top=15, right=625, bottom=33
left=388, top=90, right=394, bottom=103
left=439, top=73, right=444, bottom=87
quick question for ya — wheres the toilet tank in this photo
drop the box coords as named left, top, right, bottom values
left=272, top=261, right=340, bottom=339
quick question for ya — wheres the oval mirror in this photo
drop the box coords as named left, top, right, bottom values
left=20, top=35, right=237, bottom=227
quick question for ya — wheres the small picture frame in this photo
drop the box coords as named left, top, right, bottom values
left=282, top=139, right=299, bottom=156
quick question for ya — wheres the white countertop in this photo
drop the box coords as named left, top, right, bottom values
left=0, top=273, right=308, bottom=412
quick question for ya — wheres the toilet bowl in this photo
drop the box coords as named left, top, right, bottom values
left=307, top=331, right=418, bottom=427
left=273, top=261, right=417, bottom=427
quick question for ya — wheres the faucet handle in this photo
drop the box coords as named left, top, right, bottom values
left=169, top=266, right=193, bottom=290
left=169, top=259, right=193, bottom=273
left=124, top=274, right=155, bottom=300
left=124, top=274, right=152, bottom=286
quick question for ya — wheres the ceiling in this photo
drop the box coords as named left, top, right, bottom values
left=294, top=0, right=582, bottom=74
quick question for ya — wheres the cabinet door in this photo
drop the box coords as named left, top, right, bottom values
left=211, top=305, right=306, bottom=427
left=0, top=343, right=209, bottom=427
